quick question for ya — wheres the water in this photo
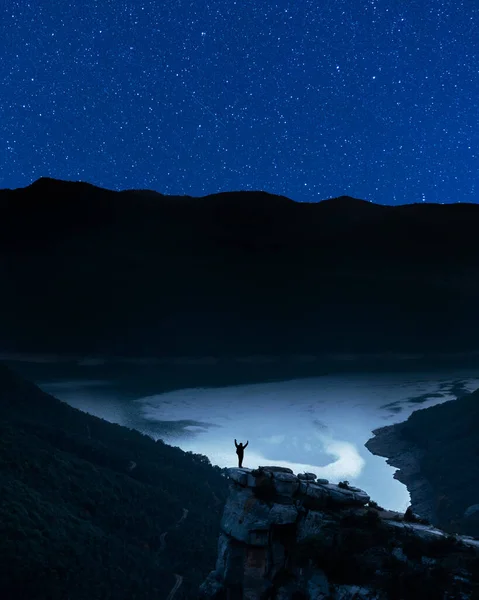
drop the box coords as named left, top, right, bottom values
left=28, top=365, right=479, bottom=513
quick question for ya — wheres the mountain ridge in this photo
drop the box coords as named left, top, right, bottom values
left=1, top=177, right=479, bottom=358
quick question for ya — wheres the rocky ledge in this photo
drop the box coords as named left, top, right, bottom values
left=365, top=423, right=438, bottom=525
left=200, top=466, right=479, bottom=599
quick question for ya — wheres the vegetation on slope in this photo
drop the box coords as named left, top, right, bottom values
left=2, top=178, right=479, bottom=356
left=0, top=364, right=228, bottom=600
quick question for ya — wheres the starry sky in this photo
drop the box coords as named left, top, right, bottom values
left=1, top=0, right=478, bottom=204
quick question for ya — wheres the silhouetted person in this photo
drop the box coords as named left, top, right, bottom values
left=234, top=439, right=248, bottom=468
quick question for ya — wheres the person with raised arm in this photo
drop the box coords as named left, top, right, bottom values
left=234, top=439, right=248, bottom=468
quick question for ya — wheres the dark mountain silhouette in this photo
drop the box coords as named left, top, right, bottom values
left=0, top=362, right=228, bottom=599
left=366, top=386, right=479, bottom=538
left=1, top=177, right=479, bottom=357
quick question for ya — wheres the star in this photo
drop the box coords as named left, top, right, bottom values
left=0, top=0, right=476, bottom=204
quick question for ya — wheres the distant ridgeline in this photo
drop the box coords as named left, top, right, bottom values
left=0, top=364, right=228, bottom=600
left=2, top=177, right=479, bottom=357
left=200, top=467, right=479, bottom=600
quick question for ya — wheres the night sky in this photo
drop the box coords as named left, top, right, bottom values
left=2, top=1, right=478, bottom=204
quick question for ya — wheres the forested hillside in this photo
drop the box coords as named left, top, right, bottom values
left=0, top=364, right=228, bottom=599
left=367, top=388, right=479, bottom=538
left=2, top=178, right=479, bottom=357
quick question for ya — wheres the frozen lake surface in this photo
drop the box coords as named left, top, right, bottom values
left=37, top=367, right=479, bottom=512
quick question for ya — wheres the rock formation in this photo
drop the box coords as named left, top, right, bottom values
left=365, top=387, right=479, bottom=539
left=200, top=467, right=479, bottom=599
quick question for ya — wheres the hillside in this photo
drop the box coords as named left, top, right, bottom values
left=366, top=388, right=479, bottom=538
left=1, top=177, right=479, bottom=357
left=0, top=363, right=228, bottom=600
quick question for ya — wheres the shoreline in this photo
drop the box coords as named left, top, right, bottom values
left=365, top=422, right=438, bottom=522
left=4, top=352, right=479, bottom=400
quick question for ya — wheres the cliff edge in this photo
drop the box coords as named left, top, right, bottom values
left=200, top=467, right=479, bottom=599
left=366, top=387, right=479, bottom=539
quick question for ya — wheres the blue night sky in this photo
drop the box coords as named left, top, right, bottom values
left=1, top=0, right=478, bottom=204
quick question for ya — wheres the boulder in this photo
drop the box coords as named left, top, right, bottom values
left=298, top=472, right=317, bottom=481
left=247, top=470, right=273, bottom=488
left=221, top=487, right=271, bottom=544
left=221, top=487, right=298, bottom=544
left=299, top=481, right=328, bottom=504
left=322, top=484, right=370, bottom=506
left=259, top=466, right=294, bottom=474
left=272, top=471, right=300, bottom=496
left=226, top=467, right=252, bottom=486
left=297, top=510, right=336, bottom=543
left=269, top=502, right=298, bottom=525
left=352, top=489, right=371, bottom=505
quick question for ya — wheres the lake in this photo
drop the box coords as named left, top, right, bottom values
left=7, top=355, right=479, bottom=513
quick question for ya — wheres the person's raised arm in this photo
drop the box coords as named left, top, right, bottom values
left=244, top=441, right=248, bottom=448
left=234, top=439, right=238, bottom=448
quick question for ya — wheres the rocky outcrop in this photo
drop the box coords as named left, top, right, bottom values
left=365, top=387, right=479, bottom=539
left=365, top=423, right=438, bottom=524
left=200, top=467, right=479, bottom=599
